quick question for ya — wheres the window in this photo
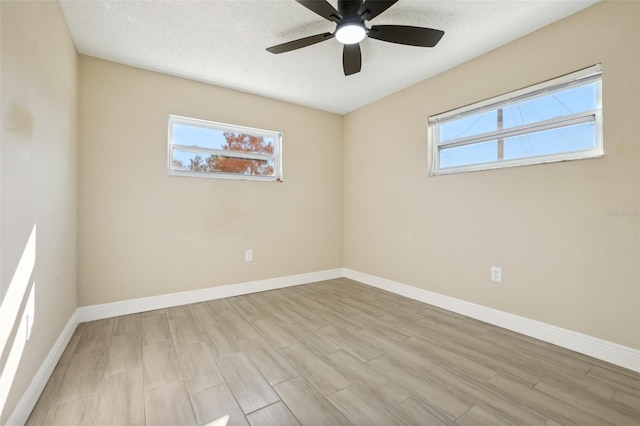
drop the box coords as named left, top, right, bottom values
left=168, top=115, right=282, bottom=181
left=429, top=64, right=602, bottom=175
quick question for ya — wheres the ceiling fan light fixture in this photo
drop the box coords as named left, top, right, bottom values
left=335, top=24, right=366, bottom=44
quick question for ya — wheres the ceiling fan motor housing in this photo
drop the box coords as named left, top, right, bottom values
left=335, top=0, right=368, bottom=44
left=338, top=0, right=364, bottom=20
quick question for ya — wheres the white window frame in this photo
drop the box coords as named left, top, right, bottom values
left=428, top=64, right=603, bottom=175
left=168, top=115, right=282, bottom=181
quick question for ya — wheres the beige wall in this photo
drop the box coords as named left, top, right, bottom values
left=0, top=0, right=78, bottom=422
left=77, top=57, right=343, bottom=306
left=344, top=1, right=640, bottom=349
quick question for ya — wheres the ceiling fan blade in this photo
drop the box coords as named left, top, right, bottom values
left=368, top=25, right=444, bottom=47
left=343, top=43, right=362, bottom=76
left=267, top=32, right=335, bottom=54
left=295, top=0, right=342, bottom=22
left=357, top=0, right=399, bottom=21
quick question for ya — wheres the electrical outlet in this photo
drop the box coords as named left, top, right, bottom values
left=245, top=250, right=253, bottom=262
left=491, top=266, right=502, bottom=282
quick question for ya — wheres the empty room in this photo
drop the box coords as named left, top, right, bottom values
left=1, top=0, right=639, bottom=425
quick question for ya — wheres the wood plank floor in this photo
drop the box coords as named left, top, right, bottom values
left=27, top=278, right=640, bottom=425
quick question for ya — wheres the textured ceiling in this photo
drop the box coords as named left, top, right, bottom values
left=60, top=0, right=598, bottom=114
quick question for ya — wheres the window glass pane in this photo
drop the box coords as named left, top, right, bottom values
left=438, top=121, right=596, bottom=169
left=171, top=150, right=275, bottom=176
left=223, top=133, right=274, bottom=154
left=503, top=121, right=596, bottom=160
left=438, top=80, right=598, bottom=144
left=502, top=82, right=598, bottom=128
left=439, top=111, right=497, bottom=143
left=172, top=124, right=228, bottom=150
left=173, top=124, right=274, bottom=155
left=440, top=141, right=498, bottom=169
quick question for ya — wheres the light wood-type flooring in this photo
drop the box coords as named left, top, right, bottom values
left=27, top=278, right=640, bottom=425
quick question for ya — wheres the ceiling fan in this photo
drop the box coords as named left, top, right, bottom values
left=266, top=0, right=444, bottom=76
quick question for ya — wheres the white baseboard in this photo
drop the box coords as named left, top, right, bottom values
left=76, top=268, right=343, bottom=323
left=6, top=310, right=78, bottom=426
left=344, top=268, right=640, bottom=373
